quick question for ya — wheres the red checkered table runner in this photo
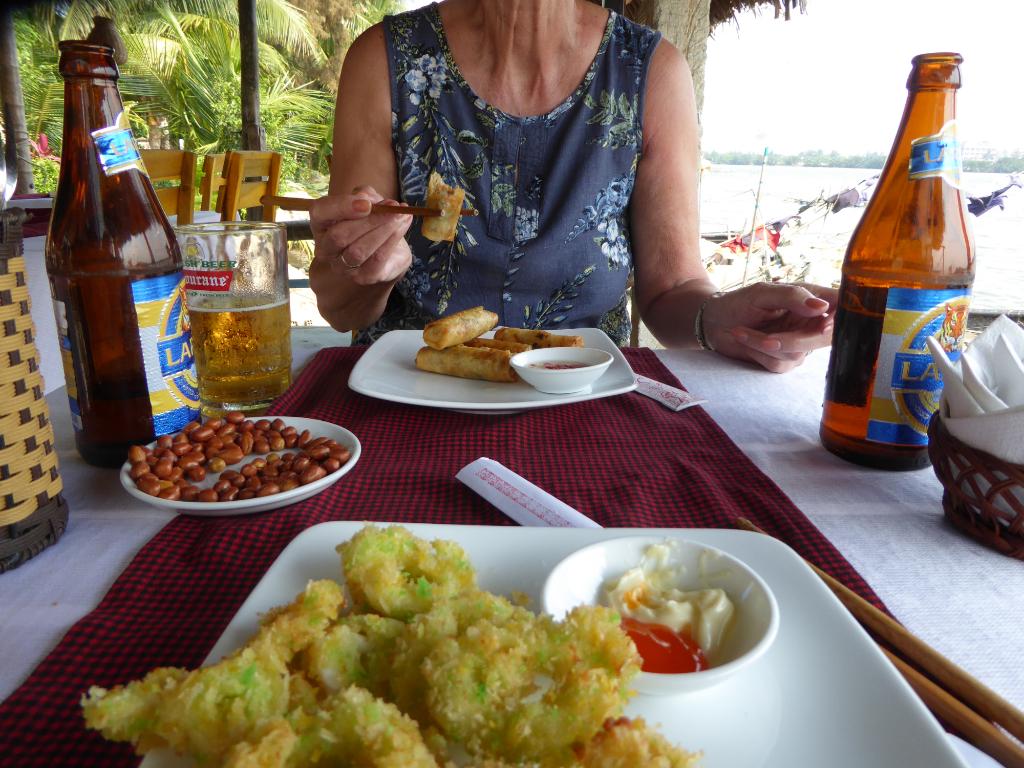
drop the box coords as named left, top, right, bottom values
left=0, top=347, right=885, bottom=766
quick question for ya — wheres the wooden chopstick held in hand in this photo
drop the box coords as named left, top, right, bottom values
left=735, top=517, right=1024, bottom=765
left=261, top=195, right=478, bottom=218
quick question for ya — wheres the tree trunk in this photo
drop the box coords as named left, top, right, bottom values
left=238, top=0, right=265, bottom=152
left=651, top=0, right=711, bottom=124
left=0, top=7, right=34, bottom=194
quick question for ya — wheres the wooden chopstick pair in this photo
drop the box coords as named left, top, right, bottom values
left=261, top=194, right=479, bottom=218
left=735, top=517, right=1024, bottom=768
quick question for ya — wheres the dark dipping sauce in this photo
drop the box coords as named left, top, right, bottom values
left=622, top=616, right=708, bottom=674
left=529, top=361, right=589, bottom=370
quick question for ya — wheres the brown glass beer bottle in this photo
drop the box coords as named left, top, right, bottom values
left=820, top=53, right=975, bottom=470
left=46, top=39, right=199, bottom=467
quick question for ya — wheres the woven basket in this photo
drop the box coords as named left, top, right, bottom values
left=927, top=413, right=1024, bottom=560
left=0, top=209, right=69, bottom=573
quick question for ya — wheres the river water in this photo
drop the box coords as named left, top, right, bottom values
left=699, top=164, right=1023, bottom=313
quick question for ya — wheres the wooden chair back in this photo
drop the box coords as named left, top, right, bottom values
left=219, top=150, right=282, bottom=222
left=140, top=149, right=197, bottom=225
left=199, top=153, right=227, bottom=213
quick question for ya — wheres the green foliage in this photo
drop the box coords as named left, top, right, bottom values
left=964, top=153, right=1024, bottom=173
left=706, top=148, right=1024, bottom=173
left=30, top=157, right=61, bottom=195
left=705, top=149, right=888, bottom=169
left=289, top=0, right=403, bottom=93
left=13, top=0, right=365, bottom=187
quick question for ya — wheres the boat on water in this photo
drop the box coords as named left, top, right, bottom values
left=701, top=219, right=811, bottom=291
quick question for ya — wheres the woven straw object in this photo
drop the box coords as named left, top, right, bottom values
left=928, top=413, right=1024, bottom=560
left=0, top=209, right=68, bottom=573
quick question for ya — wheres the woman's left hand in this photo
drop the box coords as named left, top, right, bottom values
left=702, top=282, right=838, bottom=373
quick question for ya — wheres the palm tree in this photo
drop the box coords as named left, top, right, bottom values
left=15, top=0, right=336, bottom=189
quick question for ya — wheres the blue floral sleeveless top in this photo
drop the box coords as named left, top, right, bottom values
left=362, top=3, right=661, bottom=346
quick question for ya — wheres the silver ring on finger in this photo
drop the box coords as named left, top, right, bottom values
left=339, top=252, right=360, bottom=270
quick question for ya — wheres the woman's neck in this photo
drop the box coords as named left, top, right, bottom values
left=440, top=0, right=605, bottom=117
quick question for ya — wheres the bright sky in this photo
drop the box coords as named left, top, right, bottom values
left=702, top=0, right=1024, bottom=154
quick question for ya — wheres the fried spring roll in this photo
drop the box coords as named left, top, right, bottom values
left=493, top=327, right=585, bottom=349
left=422, top=171, right=466, bottom=242
left=464, top=337, right=531, bottom=354
left=423, top=306, right=499, bottom=350
left=415, top=345, right=517, bottom=383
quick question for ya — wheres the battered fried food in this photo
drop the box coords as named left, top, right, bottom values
left=84, top=527, right=697, bottom=768
left=389, top=590, right=641, bottom=765
left=422, top=171, right=465, bottom=242
left=82, top=579, right=343, bottom=763
left=464, top=337, right=532, bottom=354
left=284, top=686, right=440, bottom=768
left=301, top=613, right=404, bottom=697
left=493, top=327, right=585, bottom=348
left=338, top=524, right=477, bottom=620
left=578, top=717, right=701, bottom=768
left=415, top=344, right=517, bottom=383
left=422, top=306, right=499, bottom=350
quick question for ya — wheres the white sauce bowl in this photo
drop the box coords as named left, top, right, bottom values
left=510, top=347, right=614, bottom=394
left=541, top=535, right=779, bottom=696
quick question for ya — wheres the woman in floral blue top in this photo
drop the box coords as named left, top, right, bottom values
left=309, top=0, right=836, bottom=372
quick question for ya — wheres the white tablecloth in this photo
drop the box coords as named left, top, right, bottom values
left=3, top=238, right=1022, bottom=738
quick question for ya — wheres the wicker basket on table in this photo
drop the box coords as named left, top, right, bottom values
left=928, top=413, right=1024, bottom=560
left=0, top=209, right=69, bottom=573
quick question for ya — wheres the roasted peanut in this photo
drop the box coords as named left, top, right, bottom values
left=128, top=445, right=148, bottom=464
left=256, top=483, right=280, bottom=497
left=197, top=489, right=219, bottom=503
left=300, top=465, right=327, bottom=485
left=225, top=410, right=246, bottom=424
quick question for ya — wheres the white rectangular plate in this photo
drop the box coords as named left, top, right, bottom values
left=348, top=328, right=637, bottom=412
left=143, top=523, right=966, bottom=768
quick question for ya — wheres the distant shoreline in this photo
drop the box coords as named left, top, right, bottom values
left=705, top=150, right=1024, bottom=174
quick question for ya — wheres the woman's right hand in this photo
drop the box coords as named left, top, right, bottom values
left=308, top=186, right=414, bottom=332
left=310, top=186, right=413, bottom=285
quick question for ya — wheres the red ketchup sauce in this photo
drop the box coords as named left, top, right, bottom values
left=621, top=616, right=708, bottom=673
left=529, top=361, right=588, bottom=370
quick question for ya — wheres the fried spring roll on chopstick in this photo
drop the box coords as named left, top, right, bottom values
left=464, top=337, right=531, bottom=354
left=423, top=306, right=499, bottom=350
left=415, top=345, right=517, bottom=383
left=493, top=327, right=585, bottom=349
left=422, top=171, right=466, bottom=242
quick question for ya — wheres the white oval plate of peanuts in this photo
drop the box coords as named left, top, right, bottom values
left=119, top=415, right=361, bottom=517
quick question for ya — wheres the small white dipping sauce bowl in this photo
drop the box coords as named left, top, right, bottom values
left=510, top=347, right=614, bottom=394
left=542, top=535, right=779, bottom=696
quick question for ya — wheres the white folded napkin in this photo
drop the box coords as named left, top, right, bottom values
left=456, top=457, right=601, bottom=528
left=927, top=314, right=1024, bottom=464
left=634, top=374, right=708, bottom=412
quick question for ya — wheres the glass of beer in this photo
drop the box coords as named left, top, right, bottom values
left=174, top=221, right=292, bottom=416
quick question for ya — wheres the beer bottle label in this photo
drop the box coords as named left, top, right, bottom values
left=131, top=273, right=201, bottom=434
left=91, top=111, right=146, bottom=177
left=52, top=297, right=84, bottom=433
left=908, top=120, right=961, bottom=188
left=867, top=287, right=970, bottom=446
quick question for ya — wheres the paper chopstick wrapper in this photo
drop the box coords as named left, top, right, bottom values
left=928, top=314, right=1024, bottom=465
left=634, top=374, right=707, bottom=411
left=456, top=457, right=601, bottom=528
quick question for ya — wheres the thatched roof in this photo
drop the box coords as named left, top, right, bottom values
left=710, top=0, right=807, bottom=28
left=622, top=0, right=807, bottom=33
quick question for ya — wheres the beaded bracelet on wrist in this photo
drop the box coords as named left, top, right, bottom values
left=694, top=291, right=724, bottom=351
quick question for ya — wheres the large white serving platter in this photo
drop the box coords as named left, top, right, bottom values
left=348, top=328, right=637, bottom=412
left=141, top=523, right=967, bottom=768
left=119, top=417, right=361, bottom=517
